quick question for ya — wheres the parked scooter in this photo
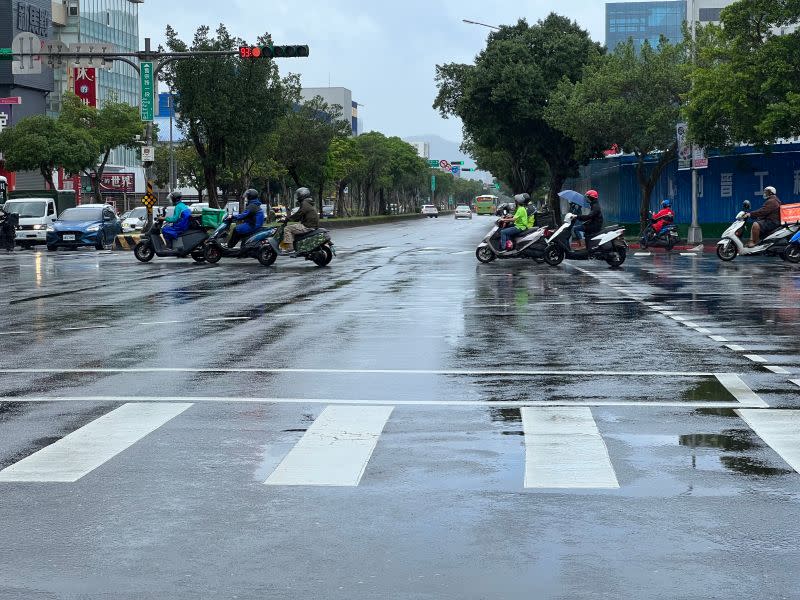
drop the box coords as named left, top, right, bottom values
left=202, top=216, right=277, bottom=264
left=254, top=221, right=335, bottom=267
left=133, top=212, right=208, bottom=263
left=785, top=228, right=800, bottom=263
left=640, top=211, right=679, bottom=250
left=543, top=207, right=628, bottom=267
left=716, top=201, right=800, bottom=262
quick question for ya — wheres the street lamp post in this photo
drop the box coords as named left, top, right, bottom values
left=462, top=19, right=500, bottom=30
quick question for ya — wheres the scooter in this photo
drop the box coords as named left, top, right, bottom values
left=0, top=209, right=18, bottom=252
left=254, top=222, right=335, bottom=267
left=543, top=210, right=628, bottom=268
left=475, top=219, right=551, bottom=263
left=203, top=217, right=277, bottom=264
left=640, top=212, right=679, bottom=250
left=716, top=201, right=800, bottom=262
left=133, top=214, right=208, bottom=263
left=785, top=229, right=800, bottom=264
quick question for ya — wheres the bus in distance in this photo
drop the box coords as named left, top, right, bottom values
left=474, top=195, right=498, bottom=215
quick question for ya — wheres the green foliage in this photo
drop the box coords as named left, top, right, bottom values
left=153, top=143, right=207, bottom=196
left=434, top=14, right=602, bottom=216
left=0, top=114, right=99, bottom=190
left=162, top=24, right=298, bottom=207
left=546, top=38, right=690, bottom=223
left=686, top=0, right=800, bottom=147
left=59, top=93, right=145, bottom=200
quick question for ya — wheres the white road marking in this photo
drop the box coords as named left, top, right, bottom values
left=714, top=373, right=769, bottom=408
left=59, top=325, right=111, bottom=331
left=522, top=407, right=619, bottom=489
left=790, top=379, right=800, bottom=388
left=0, top=331, right=30, bottom=336
left=670, top=315, right=688, bottom=321
left=695, top=328, right=713, bottom=335
left=0, top=396, right=759, bottom=409
left=0, top=367, right=718, bottom=377
left=680, top=253, right=699, bottom=257
left=765, top=366, right=791, bottom=374
left=736, top=409, right=800, bottom=474
left=0, top=403, right=191, bottom=483
left=138, top=320, right=182, bottom=326
left=726, top=344, right=747, bottom=352
left=684, top=322, right=699, bottom=328
left=204, top=317, right=251, bottom=322
left=265, top=405, right=393, bottom=486
left=709, top=335, right=729, bottom=342
left=634, top=253, right=652, bottom=257
left=744, top=354, right=767, bottom=364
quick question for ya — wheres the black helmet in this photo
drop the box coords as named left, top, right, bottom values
left=243, top=188, right=259, bottom=201
left=167, top=191, right=182, bottom=205
left=514, top=193, right=531, bottom=206
left=743, top=200, right=752, bottom=211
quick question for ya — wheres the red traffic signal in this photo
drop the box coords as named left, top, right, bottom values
left=239, top=45, right=309, bottom=59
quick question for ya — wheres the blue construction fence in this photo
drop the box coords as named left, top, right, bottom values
left=564, top=143, right=800, bottom=228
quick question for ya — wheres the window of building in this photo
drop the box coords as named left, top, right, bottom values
left=699, top=8, right=723, bottom=22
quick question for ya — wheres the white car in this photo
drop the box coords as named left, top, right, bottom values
left=121, top=207, right=148, bottom=232
left=454, top=205, right=472, bottom=219
left=421, top=205, right=439, bottom=218
left=190, top=202, right=210, bottom=214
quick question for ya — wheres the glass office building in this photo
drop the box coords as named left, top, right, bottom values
left=606, top=1, right=687, bottom=53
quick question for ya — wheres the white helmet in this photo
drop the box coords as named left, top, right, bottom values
left=764, top=186, right=777, bottom=197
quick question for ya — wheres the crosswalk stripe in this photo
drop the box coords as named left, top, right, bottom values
left=737, top=410, right=800, bottom=474
left=0, top=403, right=192, bottom=483
left=714, top=374, right=769, bottom=407
left=521, top=407, right=619, bottom=489
left=265, top=405, right=393, bottom=487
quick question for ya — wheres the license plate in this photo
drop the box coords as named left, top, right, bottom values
left=63, top=234, right=75, bottom=241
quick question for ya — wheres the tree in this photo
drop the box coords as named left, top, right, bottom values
left=59, top=94, right=144, bottom=201
left=325, top=136, right=364, bottom=217
left=546, top=39, right=690, bottom=226
left=274, top=96, right=351, bottom=209
left=0, top=114, right=98, bottom=190
left=434, top=15, right=603, bottom=217
left=153, top=142, right=207, bottom=198
left=162, top=24, right=297, bottom=207
left=687, top=0, right=800, bottom=147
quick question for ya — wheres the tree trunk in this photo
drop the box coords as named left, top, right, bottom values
left=636, top=145, right=676, bottom=229
left=547, top=170, right=567, bottom=224
left=204, top=165, right=220, bottom=208
left=40, top=165, right=56, bottom=191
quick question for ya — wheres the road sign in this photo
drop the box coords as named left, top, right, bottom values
left=439, top=160, right=450, bottom=170
left=141, top=146, right=155, bottom=162
left=428, top=159, right=439, bottom=168
left=431, top=175, right=436, bottom=192
left=451, top=161, right=464, bottom=166
left=494, top=182, right=501, bottom=190
left=140, top=61, right=155, bottom=122
left=12, top=32, right=41, bottom=75
left=451, top=165, right=461, bottom=177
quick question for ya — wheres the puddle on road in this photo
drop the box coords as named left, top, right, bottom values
left=678, top=430, right=793, bottom=478
left=679, top=431, right=756, bottom=452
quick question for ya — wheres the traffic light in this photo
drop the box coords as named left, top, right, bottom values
left=238, top=45, right=309, bottom=59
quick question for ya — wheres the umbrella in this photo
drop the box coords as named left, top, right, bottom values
left=558, top=190, right=589, bottom=208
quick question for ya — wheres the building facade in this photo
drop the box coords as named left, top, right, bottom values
left=606, top=1, right=686, bottom=52
left=300, top=87, right=361, bottom=135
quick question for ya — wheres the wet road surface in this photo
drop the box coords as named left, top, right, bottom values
left=1, top=216, right=799, bottom=599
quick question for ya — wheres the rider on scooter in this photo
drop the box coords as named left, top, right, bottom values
left=576, top=190, right=603, bottom=250
left=651, top=200, right=675, bottom=235
left=280, top=187, right=319, bottom=253
left=161, top=192, right=191, bottom=248
left=499, top=194, right=531, bottom=252
left=226, top=189, right=265, bottom=249
left=746, top=186, right=781, bottom=247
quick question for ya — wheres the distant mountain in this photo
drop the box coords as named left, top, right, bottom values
left=403, top=134, right=492, bottom=183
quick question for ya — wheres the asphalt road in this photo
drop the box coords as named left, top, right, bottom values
left=1, top=216, right=799, bottom=599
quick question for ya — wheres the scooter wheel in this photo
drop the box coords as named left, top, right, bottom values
left=716, top=240, right=738, bottom=262
left=543, top=245, right=564, bottom=267
left=134, top=241, right=154, bottom=263
left=605, top=250, right=626, bottom=268
left=475, top=246, right=496, bottom=263
left=204, top=245, right=223, bottom=264
left=191, top=249, right=206, bottom=263
left=257, top=245, right=278, bottom=267
left=785, top=244, right=800, bottom=264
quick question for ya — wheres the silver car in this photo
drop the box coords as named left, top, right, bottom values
left=454, top=205, right=472, bottom=219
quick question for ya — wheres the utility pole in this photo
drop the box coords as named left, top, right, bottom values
left=687, top=0, right=703, bottom=245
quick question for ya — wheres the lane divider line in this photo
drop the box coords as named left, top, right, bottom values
left=765, top=366, right=791, bottom=375
left=714, top=374, right=769, bottom=408
left=0, top=368, right=720, bottom=376
left=709, top=335, right=729, bottom=342
left=736, top=409, right=800, bottom=474
left=744, top=355, right=767, bottom=364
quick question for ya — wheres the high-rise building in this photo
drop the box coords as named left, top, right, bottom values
left=606, top=1, right=687, bottom=52
left=300, top=87, right=361, bottom=136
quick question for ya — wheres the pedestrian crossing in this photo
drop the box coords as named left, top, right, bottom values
left=2, top=402, right=800, bottom=489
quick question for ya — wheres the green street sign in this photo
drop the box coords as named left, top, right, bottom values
left=140, top=61, right=155, bottom=122
left=494, top=182, right=501, bottom=190
left=0, top=48, right=12, bottom=61
left=431, top=175, right=436, bottom=192
left=428, top=159, right=439, bottom=168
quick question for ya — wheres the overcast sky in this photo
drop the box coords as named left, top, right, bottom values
left=139, top=1, right=615, bottom=143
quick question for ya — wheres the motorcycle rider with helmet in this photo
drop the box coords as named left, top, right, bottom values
left=499, top=193, right=532, bottom=252
left=576, top=190, right=603, bottom=250
left=651, top=200, right=675, bottom=235
left=280, top=187, right=319, bottom=253
left=161, top=191, right=191, bottom=248
left=746, top=186, right=782, bottom=247
left=226, top=188, right=265, bottom=249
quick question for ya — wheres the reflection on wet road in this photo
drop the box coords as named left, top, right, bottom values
left=1, top=216, right=799, bottom=599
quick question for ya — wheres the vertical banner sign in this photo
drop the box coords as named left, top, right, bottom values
left=691, top=146, right=708, bottom=169
left=73, top=67, right=97, bottom=107
left=431, top=175, right=436, bottom=192
left=676, top=122, right=691, bottom=171
left=140, top=61, right=154, bottom=121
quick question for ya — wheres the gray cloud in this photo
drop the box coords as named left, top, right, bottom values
left=139, top=0, right=612, bottom=143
